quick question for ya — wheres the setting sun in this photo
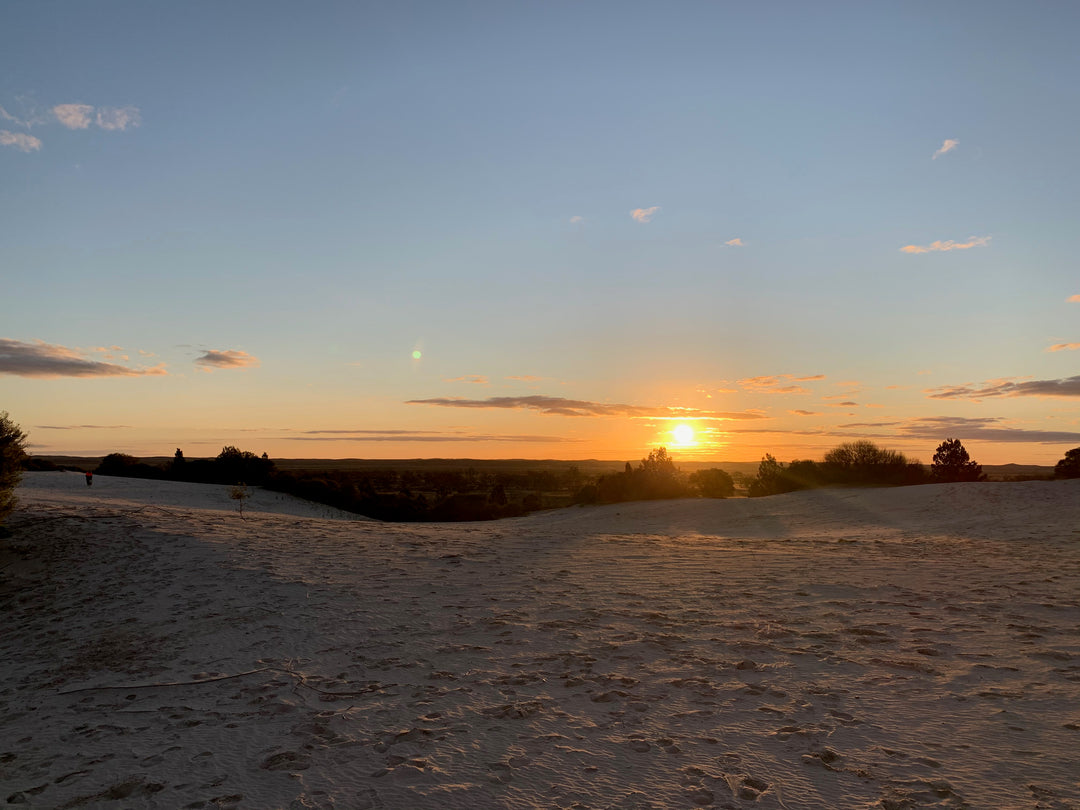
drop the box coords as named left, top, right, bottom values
left=672, top=423, right=696, bottom=446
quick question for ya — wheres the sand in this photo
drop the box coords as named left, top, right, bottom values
left=2, top=470, right=1079, bottom=809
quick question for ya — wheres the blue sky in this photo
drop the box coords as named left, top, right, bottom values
left=2, top=1, right=1078, bottom=463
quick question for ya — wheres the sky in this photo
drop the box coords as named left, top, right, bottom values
left=2, top=1, right=1079, bottom=465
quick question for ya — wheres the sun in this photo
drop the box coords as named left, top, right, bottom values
left=672, top=423, right=696, bottom=446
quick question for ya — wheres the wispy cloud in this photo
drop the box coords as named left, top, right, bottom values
left=728, top=415, right=1080, bottom=445
left=900, top=235, right=991, bottom=254
left=926, top=375, right=1080, bottom=400
left=407, top=395, right=767, bottom=420
left=790, top=409, right=820, bottom=416
left=194, top=350, right=259, bottom=370
left=0, top=338, right=166, bottom=378
left=724, top=238, right=743, bottom=247
left=738, top=374, right=822, bottom=394
left=630, top=206, right=660, bottom=224
left=569, top=215, right=584, bottom=225
left=1068, top=295, right=1080, bottom=303
left=0, top=101, right=49, bottom=128
left=52, top=103, right=141, bottom=131
left=932, top=138, right=959, bottom=159
left=96, top=106, right=141, bottom=131
left=1047, top=343, right=1080, bottom=352
left=901, top=236, right=990, bottom=254
left=283, top=429, right=581, bottom=443
left=848, top=415, right=1080, bottom=445
left=507, top=375, right=543, bottom=382
left=53, top=103, right=94, bottom=129
left=0, top=130, right=41, bottom=152
left=0, top=104, right=27, bottom=126
left=444, top=375, right=489, bottom=384
left=35, top=424, right=131, bottom=430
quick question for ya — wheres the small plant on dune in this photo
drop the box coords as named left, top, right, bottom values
left=230, top=482, right=250, bottom=519
left=0, top=411, right=29, bottom=531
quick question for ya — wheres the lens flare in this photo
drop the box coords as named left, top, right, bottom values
left=412, top=350, right=422, bottom=360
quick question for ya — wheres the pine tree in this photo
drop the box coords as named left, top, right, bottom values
left=931, top=439, right=984, bottom=483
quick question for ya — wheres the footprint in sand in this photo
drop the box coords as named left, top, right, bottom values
left=261, top=750, right=311, bottom=771
left=723, top=773, right=772, bottom=802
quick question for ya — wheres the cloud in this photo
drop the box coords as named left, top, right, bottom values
left=194, top=350, right=259, bottom=370
left=926, top=375, right=1080, bottom=400
left=738, top=374, right=820, bottom=394
left=630, top=206, right=660, bottom=224
left=728, top=415, right=1080, bottom=445
left=53, top=103, right=94, bottom=129
left=507, top=375, right=543, bottom=382
left=724, top=238, right=743, bottom=247
left=96, top=106, right=141, bottom=131
left=407, top=395, right=768, bottom=420
left=283, top=429, right=581, bottom=443
left=51, top=103, right=141, bottom=131
left=790, top=410, right=820, bottom=416
left=35, top=424, right=131, bottom=430
left=0, top=130, right=42, bottom=152
left=1069, top=295, right=1080, bottom=303
left=827, top=401, right=859, bottom=407
left=900, top=236, right=990, bottom=254
left=0, top=104, right=28, bottom=126
left=892, top=416, right=1080, bottom=445
left=0, top=338, right=167, bottom=378
left=1047, top=343, right=1080, bottom=352
left=932, top=139, right=959, bottom=159
left=569, top=216, right=584, bottom=224
left=444, top=375, right=489, bottom=384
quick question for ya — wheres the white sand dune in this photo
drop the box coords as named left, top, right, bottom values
left=2, top=472, right=1079, bottom=809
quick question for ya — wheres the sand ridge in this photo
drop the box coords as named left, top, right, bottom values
left=2, top=472, right=1079, bottom=808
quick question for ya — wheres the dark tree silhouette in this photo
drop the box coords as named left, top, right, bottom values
left=823, top=440, right=918, bottom=486
left=748, top=454, right=785, bottom=497
left=1054, top=447, right=1080, bottom=479
left=689, top=468, right=735, bottom=498
left=1, top=411, right=28, bottom=527
left=931, top=438, right=985, bottom=482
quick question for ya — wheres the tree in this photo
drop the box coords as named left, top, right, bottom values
left=1, top=412, right=28, bottom=527
left=822, top=440, right=912, bottom=486
left=215, top=446, right=275, bottom=485
left=931, top=438, right=985, bottom=483
left=1054, top=447, right=1080, bottom=479
left=748, top=454, right=785, bottom=497
left=689, top=468, right=735, bottom=498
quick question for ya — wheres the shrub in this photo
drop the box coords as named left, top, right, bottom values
left=95, top=453, right=163, bottom=479
left=1, top=411, right=28, bottom=526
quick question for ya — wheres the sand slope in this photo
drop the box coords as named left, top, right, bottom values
left=2, top=472, right=1079, bottom=809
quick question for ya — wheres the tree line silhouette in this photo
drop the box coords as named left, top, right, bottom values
left=6, top=416, right=1078, bottom=525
